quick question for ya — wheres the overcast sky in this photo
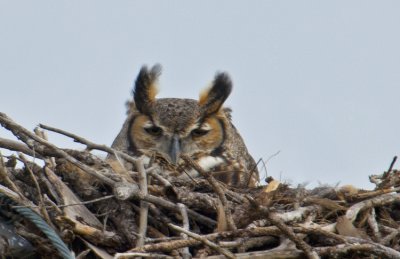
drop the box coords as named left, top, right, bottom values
left=1, top=1, right=399, bottom=189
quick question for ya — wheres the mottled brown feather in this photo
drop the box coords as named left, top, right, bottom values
left=109, top=65, right=259, bottom=187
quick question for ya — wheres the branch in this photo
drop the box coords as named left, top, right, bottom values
left=346, top=192, right=400, bottom=223
left=177, top=203, right=191, bottom=259
left=114, top=252, right=174, bottom=259
left=39, top=123, right=139, bottom=165
left=136, top=159, right=149, bottom=248
left=0, top=137, right=42, bottom=158
left=0, top=152, right=24, bottom=198
left=0, top=113, right=115, bottom=186
left=168, top=223, right=236, bottom=259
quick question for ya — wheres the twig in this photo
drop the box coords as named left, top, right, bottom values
left=177, top=203, right=191, bottom=259
left=340, top=236, right=400, bottom=258
left=33, top=127, right=56, bottom=168
left=19, top=153, right=54, bottom=227
left=168, top=223, right=236, bottom=259
left=219, top=236, right=277, bottom=252
left=1, top=114, right=144, bottom=210
left=130, top=226, right=280, bottom=253
left=0, top=113, right=115, bottom=185
left=295, top=226, right=347, bottom=244
left=136, top=159, right=149, bottom=248
left=131, top=224, right=345, bottom=254
left=114, top=252, right=174, bottom=259
left=196, top=249, right=304, bottom=259
left=318, top=243, right=392, bottom=258
left=387, top=156, right=398, bottom=173
left=352, top=186, right=400, bottom=200
left=121, top=223, right=352, bottom=255
left=182, top=155, right=236, bottom=230
left=12, top=195, right=115, bottom=209
left=146, top=167, right=173, bottom=188
left=247, top=158, right=263, bottom=187
left=254, top=150, right=281, bottom=184
left=61, top=216, right=121, bottom=247
left=0, top=152, right=24, bottom=198
left=43, top=194, right=63, bottom=214
left=75, top=249, right=91, bottom=259
left=145, top=236, right=182, bottom=243
left=269, top=212, right=319, bottom=259
left=380, top=226, right=400, bottom=245
left=134, top=191, right=216, bottom=227
left=200, top=241, right=400, bottom=259
left=0, top=137, right=42, bottom=158
left=246, top=206, right=320, bottom=229
left=0, top=184, right=23, bottom=203
left=224, top=189, right=247, bottom=204
left=346, top=192, right=400, bottom=223
left=39, top=123, right=139, bottom=166
left=367, top=208, right=381, bottom=241
left=19, top=154, right=44, bottom=204
left=39, top=123, right=115, bottom=151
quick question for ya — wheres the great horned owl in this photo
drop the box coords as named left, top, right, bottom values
left=110, top=65, right=259, bottom=187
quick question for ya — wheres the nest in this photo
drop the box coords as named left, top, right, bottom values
left=0, top=111, right=400, bottom=259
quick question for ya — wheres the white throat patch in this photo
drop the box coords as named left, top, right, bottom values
left=197, top=156, right=224, bottom=171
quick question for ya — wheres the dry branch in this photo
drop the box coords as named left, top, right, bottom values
left=136, top=159, right=149, bottom=248
left=168, top=223, right=236, bottom=259
left=177, top=203, right=191, bottom=258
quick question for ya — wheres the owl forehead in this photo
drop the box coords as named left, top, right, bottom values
left=151, top=98, right=202, bottom=132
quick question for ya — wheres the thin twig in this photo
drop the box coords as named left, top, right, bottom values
left=146, top=167, right=172, bottom=188
left=131, top=224, right=347, bottom=254
left=136, top=159, right=149, bottom=248
left=380, top=226, right=400, bottom=245
left=18, top=153, right=54, bottom=227
left=0, top=137, right=42, bottom=158
left=12, top=195, right=115, bottom=209
left=0, top=113, right=115, bottom=185
left=253, top=150, right=281, bottom=184
left=346, top=192, right=400, bottom=223
left=352, top=186, right=400, bottom=200
left=340, top=236, right=400, bottom=258
left=33, top=127, right=56, bottom=168
left=168, top=223, right=236, bottom=259
left=0, top=152, right=24, bottom=198
left=134, top=191, right=216, bottom=227
left=177, top=203, right=191, bottom=259
left=387, top=156, right=398, bottom=173
left=114, top=252, right=174, bottom=259
left=367, top=208, right=381, bottom=241
left=19, top=154, right=44, bottom=204
left=0, top=184, right=23, bottom=203
left=39, top=123, right=139, bottom=165
left=43, top=194, right=63, bottom=214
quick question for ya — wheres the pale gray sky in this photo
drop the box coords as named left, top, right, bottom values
left=1, top=1, right=399, bottom=189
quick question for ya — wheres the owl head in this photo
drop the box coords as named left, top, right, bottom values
left=127, top=64, right=233, bottom=165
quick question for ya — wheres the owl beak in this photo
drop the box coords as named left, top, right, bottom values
left=168, top=134, right=181, bottom=165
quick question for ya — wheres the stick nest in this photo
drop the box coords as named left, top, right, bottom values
left=1, top=112, right=399, bottom=259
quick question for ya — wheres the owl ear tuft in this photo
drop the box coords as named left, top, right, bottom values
left=133, top=64, right=161, bottom=114
left=199, top=72, right=232, bottom=116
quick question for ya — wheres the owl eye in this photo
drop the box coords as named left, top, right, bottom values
left=191, top=128, right=209, bottom=137
left=144, top=126, right=163, bottom=136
